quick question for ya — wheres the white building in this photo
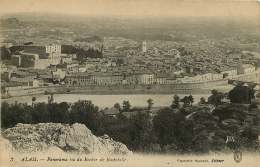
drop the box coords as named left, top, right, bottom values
left=19, top=51, right=55, bottom=69
left=14, top=55, right=22, bottom=66
left=10, top=77, right=40, bottom=87
left=137, top=73, right=154, bottom=84
left=46, top=44, right=61, bottom=53
left=156, top=76, right=167, bottom=84
left=201, top=73, right=213, bottom=81
left=0, top=63, right=8, bottom=74
left=142, top=41, right=147, bottom=53
left=173, top=69, right=184, bottom=75
left=61, top=56, right=73, bottom=64
left=45, top=44, right=62, bottom=65
left=67, top=63, right=79, bottom=72
left=78, top=65, right=87, bottom=72
left=168, top=49, right=180, bottom=58
left=180, top=73, right=214, bottom=83
left=237, top=64, right=256, bottom=74
left=48, top=52, right=61, bottom=65
left=34, top=59, right=51, bottom=69
left=52, top=69, right=66, bottom=81
left=212, top=73, right=223, bottom=80
left=221, top=69, right=237, bottom=78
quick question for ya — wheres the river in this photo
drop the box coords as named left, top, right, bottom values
left=2, top=94, right=210, bottom=108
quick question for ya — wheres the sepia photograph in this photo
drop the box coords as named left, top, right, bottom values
left=0, top=0, right=260, bottom=166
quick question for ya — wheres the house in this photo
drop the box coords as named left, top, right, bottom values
left=65, top=73, right=95, bottom=86
left=9, top=45, right=48, bottom=59
left=212, top=73, right=223, bottom=80
left=220, top=68, right=237, bottom=78
left=94, top=73, right=123, bottom=85
left=155, top=74, right=168, bottom=84
left=124, top=74, right=138, bottom=85
left=0, top=63, right=8, bottom=74
left=237, top=64, right=256, bottom=74
left=48, top=52, right=61, bottom=65
left=102, top=107, right=120, bottom=118
left=10, top=77, right=41, bottom=87
left=167, top=49, right=180, bottom=58
left=201, top=73, right=213, bottom=81
left=14, top=51, right=50, bottom=69
left=52, top=69, right=66, bottom=81
left=61, top=56, right=73, bottom=64
left=136, top=72, right=154, bottom=85
left=46, top=44, right=61, bottom=54
left=11, top=55, right=22, bottom=66
left=122, top=107, right=161, bottom=118
left=173, top=69, right=184, bottom=75
left=67, top=62, right=79, bottom=72
left=78, top=65, right=87, bottom=72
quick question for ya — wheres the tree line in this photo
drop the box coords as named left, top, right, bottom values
left=1, top=85, right=260, bottom=153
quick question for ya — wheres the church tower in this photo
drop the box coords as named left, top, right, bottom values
left=142, top=40, right=147, bottom=53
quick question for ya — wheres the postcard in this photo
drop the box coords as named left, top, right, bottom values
left=0, top=0, right=260, bottom=167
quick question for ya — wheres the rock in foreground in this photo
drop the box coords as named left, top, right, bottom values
left=2, top=123, right=131, bottom=155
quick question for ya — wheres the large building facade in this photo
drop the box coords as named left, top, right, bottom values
left=65, top=72, right=155, bottom=86
left=46, top=44, right=61, bottom=54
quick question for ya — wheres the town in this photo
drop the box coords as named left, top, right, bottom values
left=1, top=33, right=260, bottom=97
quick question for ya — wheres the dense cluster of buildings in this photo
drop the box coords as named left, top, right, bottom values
left=1, top=38, right=259, bottom=91
left=65, top=63, right=256, bottom=86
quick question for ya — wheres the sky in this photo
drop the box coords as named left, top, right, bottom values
left=0, top=0, right=259, bottom=18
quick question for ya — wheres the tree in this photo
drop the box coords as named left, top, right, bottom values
left=199, top=97, right=206, bottom=105
left=114, top=103, right=121, bottom=111
left=147, top=98, right=154, bottom=110
left=0, top=46, right=11, bottom=60
left=49, top=102, right=70, bottom=123
left=1, top=102, right=33, bottom=128
left=171, top=95, right=180, bottom=109
left=48, top=94, right=54, bottom=104
left=122, top=100, right=131, bottom=112
left=129, top=111, right=154, bottom=151
left=70, top=100, right=101, bottom=135
left=228, top=85, right=255, bottom=104
left=153, top=107, right=186, bottom=151
left=188, top=95, right=194, bottom=106
left=32, top=102, right=50, bottom=123
left=208, top=89, right=224, bottom=106
left=1, top=102, right=12, bottom=127
left=32, top=97, right=36, bottom=106
left=181, top=96, right=190, bottom=107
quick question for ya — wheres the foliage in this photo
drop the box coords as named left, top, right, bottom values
left=153, top=108, right=186, bottom=149
left=198, top=97, right=207, bottom=105
left=208, top=89, right=224, bottom=106
left=1, top=100, right=103, bottom=135
left=171, top=95, right=180, bottom=109
left=61, top=45, right=103, bottom=59
left=180, top=95, right=194, bottom=107
left=1, top=92, right=259, bottom=153
left=147, top=98, right=153, bottom=110
left=122, top=100, right=131, bottom=112
left=113, top=103, right=121, bottom=111
left=228, top=85, right=255, bottom=104
left=0, top=46, right=11, bottom=60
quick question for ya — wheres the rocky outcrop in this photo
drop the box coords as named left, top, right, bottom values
left=0, top=135, right=14, bottom=153
left=2, top=123, right=131, bottom=155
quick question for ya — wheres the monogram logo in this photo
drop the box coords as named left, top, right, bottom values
left=233, top=150, right=242, bottom=163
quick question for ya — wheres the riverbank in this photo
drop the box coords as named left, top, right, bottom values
left=2, top=83, right=233, bottom=100
left=1, top=94, right=211, bottom=108
left=1, top=66, right=259, bottom=99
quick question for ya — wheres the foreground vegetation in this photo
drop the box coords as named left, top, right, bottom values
left=1, top=86, right=260, bottom=153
